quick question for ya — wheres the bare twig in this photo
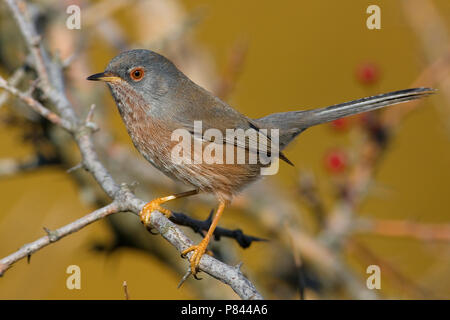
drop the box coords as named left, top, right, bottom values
left=5, top=0, right=50, bottom=84
left=123, top=281, right=130, bottom=300
left=0, top=202, right=121, bottom=275
left=356, top=218, right=450, bottom=242
left=0, top=67, right=25, bottom=109
left=287, top=225, right=306, bottom=300
left=0, top=76, right=73, bottom=131
left=215, top=37, right=249, bottom=100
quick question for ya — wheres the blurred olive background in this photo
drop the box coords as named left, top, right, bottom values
left=0, top=0, right=449, bottom=299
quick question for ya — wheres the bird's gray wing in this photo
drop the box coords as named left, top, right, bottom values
left=170, top=84, right=292, bottom=165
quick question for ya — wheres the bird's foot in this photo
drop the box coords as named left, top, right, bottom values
left=181, top=237, right=212, bottom=275
left=140, top=198, right=172, bottom=227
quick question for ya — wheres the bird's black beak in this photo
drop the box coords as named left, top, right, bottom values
left=87, top=72, right=121, bottom=82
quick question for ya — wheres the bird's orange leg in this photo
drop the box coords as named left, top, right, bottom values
left=181, top=200, right=226, bottom=275
left=140, top=189, right=198, bottom=226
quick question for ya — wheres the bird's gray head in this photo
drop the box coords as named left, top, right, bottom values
left=87, top=49, right=183, bottom=116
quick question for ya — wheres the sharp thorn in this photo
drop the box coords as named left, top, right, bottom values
left=177, top=269, right=191, bottom=288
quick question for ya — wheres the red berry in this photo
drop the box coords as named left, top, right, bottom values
left=324, top=149, right=348, bottom=173
left=330, top=118, right=349, bottom=131
left=355, top=62, right=380, bottom=85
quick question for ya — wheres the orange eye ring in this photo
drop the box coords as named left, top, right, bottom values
left=130, top=67, right=144, bottom=81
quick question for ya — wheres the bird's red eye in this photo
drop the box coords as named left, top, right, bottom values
left=130, top=67, right=144, bottom=81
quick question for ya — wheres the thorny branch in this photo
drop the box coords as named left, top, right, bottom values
left=171, top=210, right=266, bottom=249
left=0, top=0, right=262, bottom=300
left=0, top=77, right=73, bottom=130
left=0, top=202, right=122, bottom=275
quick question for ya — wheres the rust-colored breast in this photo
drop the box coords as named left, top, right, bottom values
left=108, top=81, right=263, bottom=201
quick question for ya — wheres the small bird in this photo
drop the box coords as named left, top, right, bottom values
left=88, top=49, right=434, bottom=275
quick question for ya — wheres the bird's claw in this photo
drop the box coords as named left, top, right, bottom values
left=139, top=199, right=172, bottom=227
left=181, top=239, right=211, bottom=275
left=193, top=273, right=202, bottom=280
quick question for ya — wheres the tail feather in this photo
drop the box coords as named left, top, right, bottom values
left=297, top=87, right=435, bottom=128
left=256, top=87, right=435, bottom=149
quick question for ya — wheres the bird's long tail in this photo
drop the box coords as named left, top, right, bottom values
left=256, top=87, right=435, bottom=149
